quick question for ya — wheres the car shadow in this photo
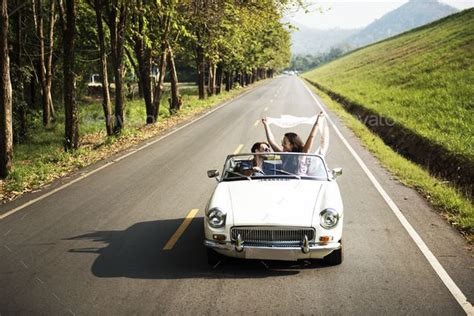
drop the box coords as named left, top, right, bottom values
left=65, top=217, right=331, bottom=280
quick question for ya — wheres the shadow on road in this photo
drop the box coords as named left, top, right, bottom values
left=65, top=217, right=330, bottom=280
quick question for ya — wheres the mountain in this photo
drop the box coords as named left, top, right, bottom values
left=290, top=23, right=359, bottom=55
left=345, top=0, right=458, bottom=48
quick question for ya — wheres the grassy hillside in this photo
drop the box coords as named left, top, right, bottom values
left=303, top=9, right=474, bottom=231
left=304, top=8, right=473, bottom=162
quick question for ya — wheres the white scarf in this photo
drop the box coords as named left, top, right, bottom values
left=266, top=115, right=329, bottom=156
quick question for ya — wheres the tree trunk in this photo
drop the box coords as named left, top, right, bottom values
left=107, top=2, right=128, bottom=133
left=130, top=0, right=152, bottom=122
left=61, top=0, right=78, bottom=151
left=132, top=17, right=153, bottom=123
left=33, top=0, right=56, bottom=126
left=195, top=45, right=205, bottom=99
left=93, top=0, right=113, bottom=135
left=216, top=65, right=223, bottom=94
left=224, top=71, right=230, bottom=92
left=46, top=0, right=56, bottom=120
left=12, top=0, right=27, bottom=140
left=151, top=42, right=167, bottom=122
left=29, top=69, right=36, bottom=110
left=0, top=0, right=13, bottom=177
left=207, top=62, right=216, bottom=96
left=167, top=43, right=181, bottom=114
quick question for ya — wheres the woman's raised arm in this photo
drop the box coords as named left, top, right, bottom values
left=302, top=112, right=324, bottom=153
left=262, top=118, right=283, bottom=152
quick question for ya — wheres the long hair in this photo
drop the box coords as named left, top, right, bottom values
left=284, top=132, right=304, bottom=152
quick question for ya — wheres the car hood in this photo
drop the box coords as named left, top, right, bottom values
left=227, top=179, right=324, bottom=226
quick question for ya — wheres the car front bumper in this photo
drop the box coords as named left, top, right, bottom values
left=204, top=240, right=341, bottom=261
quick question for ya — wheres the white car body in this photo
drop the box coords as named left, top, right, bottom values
left=204, top=153, right=344, bottom=264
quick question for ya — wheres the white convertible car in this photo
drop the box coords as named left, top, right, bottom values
left=204, top=152, right=344, bottom=265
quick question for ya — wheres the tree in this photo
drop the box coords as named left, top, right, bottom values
left=59, top=0, right=79, bottom=150
left=150, top=0, right=183, bottom=118
left=129, top=0, right=154, bottom=123
left=104, top=0, right=129, bottom=133
left=0, top=0, right=12, bottom=177
left=32, top=0, right=57, bottom=126
left=167, top=40, right=181, bottom=113
left=10, top=0, right=30, bottom=141
left=91, top=0, right=113, bottom=135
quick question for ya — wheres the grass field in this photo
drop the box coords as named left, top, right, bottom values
left=303, top=8, right=474, bottom=161
left=303, top=8, right=474, bottom=232
left=2, top=84, right=251, bottom=199
left=306, top=83, right=473, bottom=233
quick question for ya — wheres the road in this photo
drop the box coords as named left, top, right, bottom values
left=0, top=76, right=472, bottom=315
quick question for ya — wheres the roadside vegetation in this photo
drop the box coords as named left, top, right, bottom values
left=303, top=8, right=474, bottom=234
left=3, top=83, right=256, bottom=200
left=0, top=0, right=302, bottom=200
left=306, top=84, right=473, bottom=236
left=304, top=9, right=473, bottom=161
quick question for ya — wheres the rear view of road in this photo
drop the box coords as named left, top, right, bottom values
left=0, top=76, right=472, bottom=315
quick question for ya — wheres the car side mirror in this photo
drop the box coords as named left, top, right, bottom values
left=207, top=169, right=220, bottom=179
left=332, top=168, right=342, bottom=179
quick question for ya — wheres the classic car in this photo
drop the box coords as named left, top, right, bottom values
left=204, top=152, right=344, bottom=265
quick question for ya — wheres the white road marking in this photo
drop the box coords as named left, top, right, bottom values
left=52, top=293, right=60, bottom=301
left=302, top=79, right=474, bottom=314
left=264, top=107, right=269, bottom=111
left=254, top=120, right=259, bottom=127
left=0, top=82, right=269, bottom=221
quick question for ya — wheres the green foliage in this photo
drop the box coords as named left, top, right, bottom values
left=304, top=8, right=474, bottom=161
left=306, top=83, right=473, bottom=231
left=290, top=48, right=346, bottom=72
left=182, top=0, right=292, bottom=72
left=4, top=83, right=249, bottom=198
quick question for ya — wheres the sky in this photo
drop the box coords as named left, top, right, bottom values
left=287, top=0, right=474, bottom=29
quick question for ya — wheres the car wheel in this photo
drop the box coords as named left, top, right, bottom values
left=323, top=240, right=343, bottom=265
left=207, top=248, right=224, bottom=266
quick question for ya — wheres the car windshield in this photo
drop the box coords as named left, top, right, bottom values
left=221, top=153, right=329, bottom=181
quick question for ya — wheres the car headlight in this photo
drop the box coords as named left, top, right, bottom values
left=320, top=208, right=340, bottom=229
left=206, top=207, right=226, bottom=228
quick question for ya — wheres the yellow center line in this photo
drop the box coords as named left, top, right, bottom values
left=254, top=120, right=259, bottom=127
left=264, top=107, right=269, bottom=111
left=233, top=144, right=244, bottom=154
left=163, top=208, right=199, bottom=250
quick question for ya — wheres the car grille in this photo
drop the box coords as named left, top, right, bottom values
left=231, top=227, right=315, bottom=244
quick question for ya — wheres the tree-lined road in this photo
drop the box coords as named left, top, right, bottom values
left=0, top=76, right=472, bottom=315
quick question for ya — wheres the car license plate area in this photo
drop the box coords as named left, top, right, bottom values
left=244, top=247, right=299, bottom=261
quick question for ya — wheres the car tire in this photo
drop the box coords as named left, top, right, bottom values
left=323, top=240, right=343, bottom=265
left=207, top=248, right=223, bottom=266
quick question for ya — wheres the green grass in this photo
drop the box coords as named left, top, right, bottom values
left=305, top=83, right=473, bottom=232
left=303, top=8, right=474, bottom=161
left=3, top=84, right=252, bottom=199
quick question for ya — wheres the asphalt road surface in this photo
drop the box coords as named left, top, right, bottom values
left=1, top=76, right=472, bottom=315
